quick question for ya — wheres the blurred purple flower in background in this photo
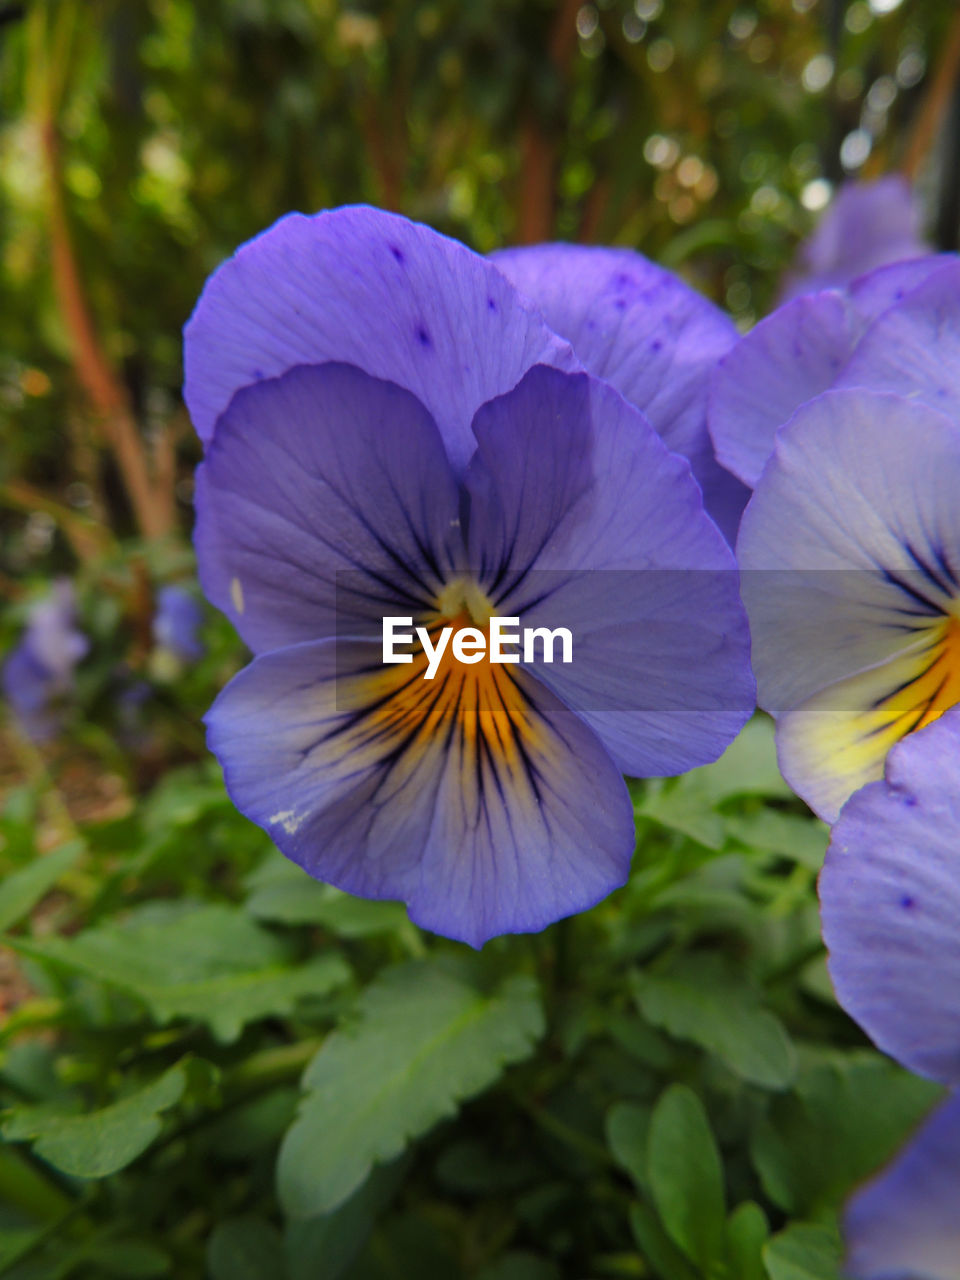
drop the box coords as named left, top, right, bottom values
left=184, top=205, right=755, bottom=945
left=152, top=585, right=205, bottom=663
left=709, top=253, right=957, bottom=489
left=1, top=579, right=88, bottom=741
left=781, top=176, right=929, bottom=301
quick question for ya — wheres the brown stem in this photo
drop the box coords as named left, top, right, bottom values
left=359, top=98, right=403, bottom=210
left=577, top=177, right=611, bottom=243
left=902, top=8, right=960, bottom=182
left=40, top=119, right=176, bottom=540
left=515, top=0, right=583, bottom=244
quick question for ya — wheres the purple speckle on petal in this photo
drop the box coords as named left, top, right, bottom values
left=487, top=296, right=498, bottom=312
left=416, top=325, right=432, bottom=348
left=899, top=894, right=915, bottom=909
left=389, top=244, right=405, bottom=264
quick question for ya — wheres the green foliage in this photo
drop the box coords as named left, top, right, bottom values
left=278, top=963, right=544, bottom=1217
left=0, top=702, right=942, bottom=1276
left=9, top=902, right=352, bottom=1043
left=646, top=1085, right=726, bottom=1270
left=2, top=1061, right=190, bottom=1179
left=2, top=0, right=956, bottom=1275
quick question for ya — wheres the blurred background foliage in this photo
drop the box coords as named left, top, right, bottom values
left=1, top=1, right=960, bottom=1277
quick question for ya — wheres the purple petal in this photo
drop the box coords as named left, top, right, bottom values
left=194, top=362, right=464, bottom=653
left=708, top=291, right=860, bottom=488
left=206, top=637, right=635, bottom=947
left=844, top=1091, right=960, bottom=1280
left=820, top=707, right=960, bottom=1085
left=491, top=244, right=747, bottom=541
left=184, top=206, right=575, bottom=465
left=847, top=253, right=959, bottom=325
left=737, top=390, right=960, bottom=820
left=465, top=366, right=755, bottom=776
left=782, top=177, right=928, bottom=300
left=153, top=586, right=205, bottom=663
left=837, top=260, right=960, bottom=419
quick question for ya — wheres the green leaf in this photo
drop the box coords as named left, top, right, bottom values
left=2, top=1063, right=187, bottom=1179
left=0, top=1226, right=49, bottom=1273
left=646, top=1085, right=725, bottom=1271
left=284, top=1158, right=409, bottom=1280
left=207, top=1217, right=283, bottom=1280
left=0, top=843, right=83, bottom=933
left=627, top=1202, right=698, bottom=1280
left=725, top=1201, right=768, bottom=1280
left=763, top=1222, right=843, bottom=1280
left=246, top=852, right=409, bottom=936
left=475, top=1252, right=560, bottom=1280
left=277, top=962, right=544, bottom=1217
left=605, top=1102, right=650, bottom=1193
left=724, top=810, right=828, bottom=870
left=9, top=902, right=351, bottom=1042
left=632, top=957, right=796, bottom=1089
left=751, top=1054, right=941, bottom=1215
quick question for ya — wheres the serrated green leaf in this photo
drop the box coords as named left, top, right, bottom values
left=726, top=1201, right=768, bottom=1280
left=277, top=962, right=544, bottom=1217
left=633, top=957, right=796, bottom=1089
left=751, top=1054, right=941, bottom=1215
left=1, top=1063, right=186, bottom=1179
left=0, top=843, right=83, bottom=933
left=763, top=1222, right=843, bottom=1280
left=646, top=1085, right=725, bottom=1270
left=605, top=1102, right=650, bottom=1193
left=8, top=903, right=350, bottom=1042
left=207, top=1216, right=282, bottom=1280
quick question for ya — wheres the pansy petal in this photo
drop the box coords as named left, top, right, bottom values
left=206, top=637, right=636, bottom=948
left=184, top=205, right=576, bottom=465
left=782, top=176, right=928, bottom=300
left=491, top=244, right=747, bottom=540
left=847, top=253, right=959, bottom=324
left=708, top=291, right=859, bottom=488
left=836, top=260, right=960, bottom=418
left=844, top=1091, right=960, bottom=1280
left=465, top=366, right=754, bottom=776
left=737, top=390, right=960, bottom=731
left=194, top=362, right=463, bottom=653
left=820, top=707, right=960, bottom=1083
left=778, top=621, right=960, bottom=821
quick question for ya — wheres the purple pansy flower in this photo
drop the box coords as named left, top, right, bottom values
left=709, top=254, right=956, bottom=489
left=820, top=709, right=960, bottom=1276
left=781, top=176, right=929, bottom=302
left=736, top=389, right=960, bottom=822
left=820, top=707, right=960, bottom=1084
left=184, top=205, right=755, bottom=946
left=153, top=585, right=205, bottom=663
left=842, top=1091, right=960, bottom=1280
left=492, top=245, right=749, bottom=544
left=2, top=580, right=88, bottom=741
